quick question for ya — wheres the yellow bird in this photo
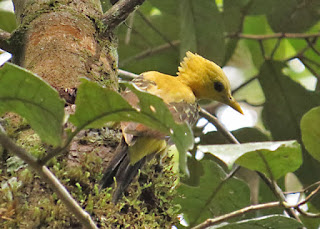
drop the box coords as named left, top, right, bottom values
left=100, top=52, right=243, bottom=203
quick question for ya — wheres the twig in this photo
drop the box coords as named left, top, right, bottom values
left=232, top=75, right=258, bottom=94
left=258, top=40, right=266, bottom=59
left=124, top=12, right=135, bottom=45
left=284, top=183, right=320, bottom=209
left=305, top=38, right=320, bottom=56
left=0, top=128, right=98, bottom=229
left=296, top=207, right=320, bottom=218
left=190, top=165, right=241, bottom=227
left=300, top=58, right=320, bottom=80
left=285, top=38, right=316, bottom=62
left=118, top=69, right=139, bottom=79
left=136, top=10, right=177, bottom=50
left=256, top=152, right=300, bottom=221
left=193, top=183, right=320, bottom=228
left=192, top=201, right=281, bottom=229
left=120, top=40, right=180, bottom=67
left=199, top=107, right=304, bottom=224
left=270, top=38, right=282, bottom=59
left=257, top=172, right=302, bottom=223
left=227, top=32, right=320, bottom=40
left=101, top=0, right=146, bottom=35
left=300, top=55, right=320, bottom=68
left=256, top=152, right=301, bottom=222
left=38, top=129, right=80, bottom=165
left=199, top=108, right=240, bottom=144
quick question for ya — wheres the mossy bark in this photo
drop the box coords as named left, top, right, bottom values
left=11, top=0, right=118, bottom=91
left=0, top=0, right=179, bottom=228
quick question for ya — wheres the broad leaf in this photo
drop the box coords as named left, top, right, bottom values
left=0, top=10, right=16, bottom=32
left=222, top=0, right=250, bottom=65
left=266, top=0, right=320, bottom=33
left=198, top=140, right=302, bottom=179
left=176, top=160, right=250, bottom=227
left=118, top=2, right=180, bottom=75
left=70, top=79, right=193, bottom=174
left=200, top=127, right=270, bottom=145
left=259, top=61, right=320, bottom=141
left=259, top=60, right=320, bottom=205
left=209, top=215, right=303, bottom=229
left=235, top=141, right=302, bottom=180
left=0, top=63, right=64, bottom=146
left=179, top=0, right=225, bottom=65
left=301, top=106, right=320, bottom=162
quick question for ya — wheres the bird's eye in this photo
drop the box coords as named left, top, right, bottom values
left=214, top=81, right=224, bottom=92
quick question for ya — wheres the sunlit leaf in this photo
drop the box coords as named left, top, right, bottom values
left=301, top=106, right=320, bottom=162
left=198, top=140, right=302, bottom=179
left=0, top=10, right=16, bottom=32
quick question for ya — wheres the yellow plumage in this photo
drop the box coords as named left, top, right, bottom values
left=101, top=51, right=243, bottom=203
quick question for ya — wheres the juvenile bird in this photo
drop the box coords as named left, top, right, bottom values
left=100, top=51, right=243, bottom=203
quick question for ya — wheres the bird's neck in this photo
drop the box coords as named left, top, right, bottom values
left=177, top=66, right=210, bottom=100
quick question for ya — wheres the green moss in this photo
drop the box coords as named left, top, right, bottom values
left=0, top=146, right=180, bottom=228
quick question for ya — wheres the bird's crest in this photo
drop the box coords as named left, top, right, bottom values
left=178, top=51, right=222, bottom=77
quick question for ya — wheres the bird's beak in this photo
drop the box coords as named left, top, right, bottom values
left=226, top=97, right=244, bottom=115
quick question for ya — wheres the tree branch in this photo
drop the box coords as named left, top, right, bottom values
left=136, top=10, right=177, bottom=50
left=192, top=201, right=281, bottom=229
left=120, top=40, right=180, bottom=67
left=118, top=69, right=139, bottom=79
left=101, top=0, right=146, bottom=35
left=227, top=32, right=320, bottom=40
left=0, top=127, right=98, bottom=229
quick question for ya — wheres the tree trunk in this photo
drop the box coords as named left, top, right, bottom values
left=0, top=0, right=179, bottom=228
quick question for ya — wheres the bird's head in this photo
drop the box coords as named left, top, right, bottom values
left=178, top=52, right=243, bottom=114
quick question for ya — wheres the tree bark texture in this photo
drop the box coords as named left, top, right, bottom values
left=12, top=0, right=118, bottom=91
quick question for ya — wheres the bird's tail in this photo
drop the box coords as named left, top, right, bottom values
left=100, top=137, right=146, bottom=203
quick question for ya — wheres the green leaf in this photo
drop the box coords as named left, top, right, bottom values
left=0, top=63, right=65, bottom=146
left=266, top=0, right=320, bottom=33
left=259, top=60, right=320, bottom=140
left=69, top=79, right=193, bottom=174
left=0, top=10, right=17, bottom=32
left=222, top=0, right=250, bottom=65
left=149, top=0, right=179, bottom=16
left=301, top=106, right=320, bottom=162
left=209, top=215, right=303, bottom=229
left=176, top=160, right=250, bottom=227
left=235, top=141, right=302, bottom=180
left=200, top=127, right=270, bottom=145
left=223, top=0, right=250, bottom=33
left=198, top=140, right=302, bottom=179
left=118, top=2, right=180, bottom=75
left=247, top=0, right=275, bottom=15
left=179, top=0, right=225, bottom=65
left=242, top=15, right=272, bottom=68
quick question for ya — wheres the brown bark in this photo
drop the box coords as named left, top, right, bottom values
left=12, top=0, right=118, bottom=91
